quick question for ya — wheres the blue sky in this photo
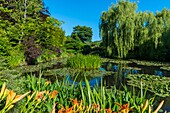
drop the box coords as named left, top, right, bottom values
left=43, top=0, right=170, bottom=41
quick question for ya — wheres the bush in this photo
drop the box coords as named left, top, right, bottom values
left=7, top=49, right=25, bottom=68
left=67, top=54, right=101, bottom=70
left=37, top=49, right=58, bottom=63
left=23, top=36, right=41, bottom=65
left=82, top=44, right=91, bottom=55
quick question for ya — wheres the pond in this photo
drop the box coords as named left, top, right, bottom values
left=102, top=62, right=170, bottom=112
left=66, top=62, right=170, bottom=112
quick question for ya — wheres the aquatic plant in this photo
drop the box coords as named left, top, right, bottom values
left=101, top=58, right=132, bottom=64
left=126, top=74, right=170, bottom=97
left=160, top=66, right=170, bottom=71
left=131, top=59, right=168, bottom=67
left=66, top=54, right=101, bottom=70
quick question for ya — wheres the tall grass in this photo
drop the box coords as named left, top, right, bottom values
left=67, top=54, right=101, bottom=70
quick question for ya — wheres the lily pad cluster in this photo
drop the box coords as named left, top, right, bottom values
left=126, top=74, right=170, bottom=97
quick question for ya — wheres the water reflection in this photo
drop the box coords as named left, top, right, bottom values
left=102, top=62, right=170, bottom=112
left=65, top=75, right=102, bottom=88
left=65, top=67, right=105, bottom=88
left=103, top=62, right=170, bottom=77
left=63, top=62, right=170, bottom=111
left=154, top=70, right=163, bottom=76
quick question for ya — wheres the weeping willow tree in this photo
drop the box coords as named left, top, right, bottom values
left=100, top=1, right=137, bottom=58
left=100, top=0, right=170, bottom=60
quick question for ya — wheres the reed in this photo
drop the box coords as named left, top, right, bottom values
left=67, top=54, right=101, bottom=70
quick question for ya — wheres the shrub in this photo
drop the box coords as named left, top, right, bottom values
left=67, top=54, right=101, bottom=70
left=23, top=36, right=41, bottom=65
left=7, top=50, right=25, bottom=68
left=82, top=44, right=91, bottom=55
left=0, top=57, right=8, bottom=71
left=37, top=49, right=57, bottom=63
left=49, top=46, right=62, bottom=57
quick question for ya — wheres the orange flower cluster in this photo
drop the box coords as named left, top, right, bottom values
left=0, top=83, right=30, bottom=112
left=56, top=98, right=133, bottom=113
left=51, top=90, right=58, bottom=99
left=35, top=90, right=58, bottom=101
left=58, top=98, right=84, bottom=113
left=114, top=102, right=132, bottom=113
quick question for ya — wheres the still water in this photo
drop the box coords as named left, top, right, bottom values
left=66, top=62, right=170, bottom=112
left=102, top=62, right=170, bottom=112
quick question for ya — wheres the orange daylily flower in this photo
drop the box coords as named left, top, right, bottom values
left=35, top=91, right=46, bottom=100
left=115, top=102, right=132, bottom=113
left=106, top=108, right=112, bottom=113
left=58, top=108, right=63, bottom=113
left=45, top=81, right=51, bottom=85
left=65, top=107, right=74, bottom=113
left=6, top=104, right=14, bottom=112
left=92, top=104, right=98, bottom=108
left=51, top=90, right=58, bottom=99
left=92, top=104, right=100, bottom=112
left=6, top=90, right=16, bottom=105
left=1, top=88, right=9, bottom=99
left=153, top=100, right=164, bottom=113
left=58, top=106, right=74, bottom=113
left=72, top=98, right=78, bottom=105
left=12, top=91, right=31, bottom=104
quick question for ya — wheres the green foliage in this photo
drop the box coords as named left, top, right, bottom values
left=0, top=18, right=12, bottom=56
left=7, top=46, right=25, bottom=68
left=67, top=54, right=101, bottom=70
left=0, top=0, right=65, bottom=65
left=0, top=83, right=30, bottom=113
left=37, top=49, right=58, bottom=63
left=100, top=1, right=137, bottom=58
left=0, top=68, right=165, bottom=112
left=21, top=75, right=79, bottom=112
left=71, top=25, right=93, bottom=43
left=127, top=74, right=170, bottom=97
left=0, top=57, right=8, bottom=71
left=7, top=53, right=24, bottom=68
left=20, top=74, right=163, bottom=113
left=82, top=44, right=92, bottom=54
left=100, top=1, right=170, bottom=61
left=89, top=41, right=105, bottom=56
left=64, top=36, right=85, bottom=53
left=38, top=17, right=66, bottom=48
left=0, top=0, right=46, bottom=44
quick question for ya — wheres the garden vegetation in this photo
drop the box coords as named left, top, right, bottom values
left=0, top=0, right=169, bottom=112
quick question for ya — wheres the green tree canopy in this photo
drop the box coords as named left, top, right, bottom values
left=99, top=0, right=170, bottom=61
left=71, top=25, right=93, bottom=43
left=0, top=0, right=65, bottom=48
